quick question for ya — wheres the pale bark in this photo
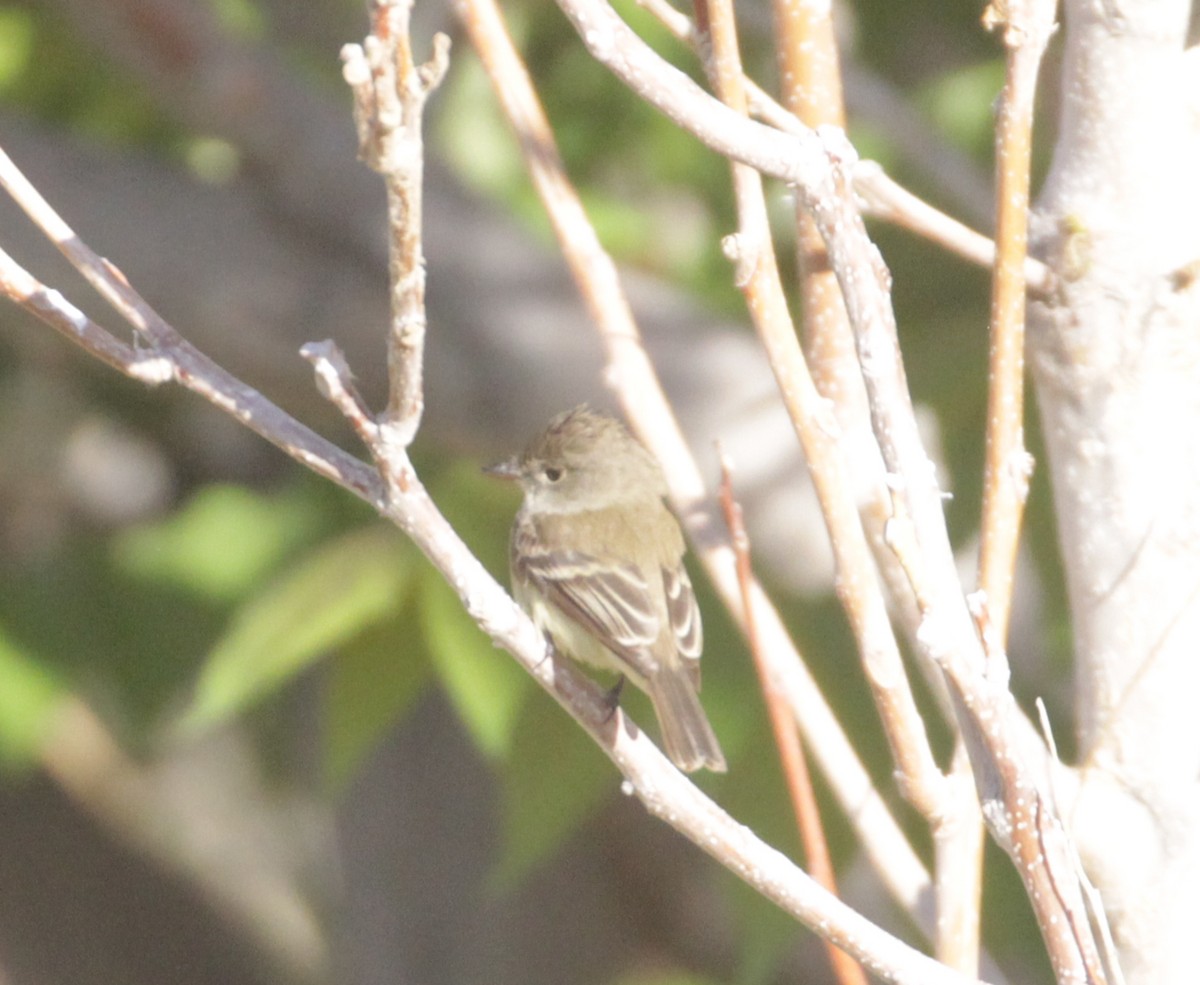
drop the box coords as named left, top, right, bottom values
left=1029, top=1, right=1200, bottom=981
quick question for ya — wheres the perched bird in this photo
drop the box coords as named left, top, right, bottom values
left=486, top=406, right=726, bottom=772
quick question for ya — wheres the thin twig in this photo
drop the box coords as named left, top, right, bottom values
left=1036, top=700, right=1126, bottom=985
left=975, top=0, right=1055, bottom=640
left=719, top=453, right=866, bottom=985
left=965, top=595, right=1107, bottom=984
left=342, top=0, right=450, bottom=450
left=0, top=241, right=165, bottom=381
left=933, top=745, right=986, bottom=973
left=0, top=147, right=181, bottom=349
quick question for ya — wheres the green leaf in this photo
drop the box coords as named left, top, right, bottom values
left=114, top=484, right=326, bottom=602
left=0, top=624, right=65, bottom=767
left=0, top=538, right=225, bottom=739
left=490, top=691, right=612, bottom=889
left=184, top=526, right=410, bottom=730
left=420, top=569, right=529, bottom=761
left=322, top=601, right=433, bottom=793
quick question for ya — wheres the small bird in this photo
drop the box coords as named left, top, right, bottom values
left=486, top=406, right=726, bottom=772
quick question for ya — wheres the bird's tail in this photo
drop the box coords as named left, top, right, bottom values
left=647, top=668, right=726, bottom=773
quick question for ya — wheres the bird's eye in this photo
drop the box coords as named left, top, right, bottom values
left=543, top=466, right=564, bottom=482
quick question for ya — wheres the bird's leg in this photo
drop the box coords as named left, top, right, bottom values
left=600, top=675, right=626, bottom=721
left=536, top=633, right=556, bottom=669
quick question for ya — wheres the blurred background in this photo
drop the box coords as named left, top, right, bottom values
left=0, top=1, right=1072, bottom=983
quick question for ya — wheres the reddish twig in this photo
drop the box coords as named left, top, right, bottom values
left=975, top=0, right=1055, bottom=639
left=719, top=453, right=867, bottom=985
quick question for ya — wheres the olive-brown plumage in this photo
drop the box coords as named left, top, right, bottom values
left=487, top=407, right=725, bottom=772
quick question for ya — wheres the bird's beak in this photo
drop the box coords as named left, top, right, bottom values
left=483, top=456, right=521, bottom=481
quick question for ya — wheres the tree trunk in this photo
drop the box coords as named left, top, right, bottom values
left=1029, top=2, right=1200, bottom=980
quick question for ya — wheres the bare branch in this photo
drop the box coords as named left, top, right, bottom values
left=340, top=0, right=450, bottom=450
left=0, top=240, right=164, bottom=382
left=933, top=746, right=986, bottom=973
left=0, top=145, right=179, bottom=349
left=554, top=0, right=844, bottom=189
left=976, top=0, right=1056, bottom=639
left=1036, top=700, right=1126, bottom=985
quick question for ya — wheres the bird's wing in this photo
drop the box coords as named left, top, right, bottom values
left=663, top=563, right=703, bottom=686
left=515, top=529, right=660, bottom=678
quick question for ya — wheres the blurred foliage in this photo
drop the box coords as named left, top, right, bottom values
left=610, top=971, right=722, bottom=985
left=419, top=569, right=529, bottom=760
left=0, top=4, right=183, bottom=149
left=0, top=7, right=34, bottom=92
left=184, top=524, right=412, bottom=732
left=490, top=686, right=612, bottom=890
left=918, top=59, right=1007, bottom=159
left=114, top=483, right=331, bottom=604
left=0, top=476, right=354, bottom=752
left=0, top=1, right=1074, bottom=981
left=439, top=0, right=740, bottom=316
left=322, top=592, right=433, bottom=792
left=0, top=623, right=64, bottom=765
left=211, top=0, right=267, bottom=39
